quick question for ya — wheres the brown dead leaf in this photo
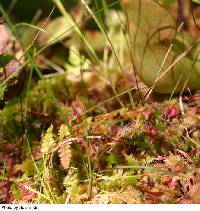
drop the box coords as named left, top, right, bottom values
left=0, top=59, right=29, bottom=108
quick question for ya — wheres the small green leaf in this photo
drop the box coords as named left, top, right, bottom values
left=107, top=153, right=119, bottom=166
left=15, top=159, right=35, bottom=177
left=58, top=124, right=70, bottom=141
left=0, top=85, right=6, bottom=100
left=160, top=0, right=175, bottom=5
left=0, top=54, right=13, bottom=66
left=41, top=125, right=55, bottom=154
left=193, top=0, right=200, bottom=5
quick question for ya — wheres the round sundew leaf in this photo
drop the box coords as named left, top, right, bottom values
left=42, top=16, right=74, bottom=45
left=125, top=0, right=200, bottom=93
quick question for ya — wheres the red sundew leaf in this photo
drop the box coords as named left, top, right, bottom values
left=88, top=30, right=97, bottom=37
left=164, top=105, right=180, bottom=119
left=110, top=125, right=119, bottom=137
left=165, top=176, right=177, bottom=188
left=186, top=107, right=198, bottom=115
left=0, top=152, right=14, bottom=175
left=142, top=106, right=157, bottom=120
left=98, top=159, right=107, bottom=171
left=178, top=183, right=200, bottom=204
left=91, top=124, right=105, bottom=135
left=116, top=78, right=127, bottom=92
left=141, top=176, right=155, bottom=189
left=151, top=162, right=166, bottom=169
left=71, top=100, right=85, bottom=114
left=0, top=182, right=7, bottom=203
left=168, top=163, right=185, bottom=173
left=3, top=59, right=20, bottom=78
left=32, top=145, right=42, bottom=160
left=156, top=155, right=166, bottom=161
left=67, top=100, right=85, bottom=122
left=90, top=144, right=98, bottom=157
left=145, top=124, right=158, bottom=139
left=142, top=111, right=152, bottom=121
left=144, top=191, right=163, bottom=204
left=5, top=177, right=11, bottom=203
left=76, top=136, right=84, bottom=144
left=0, top=22, right=9, bottom=55
left=0, top=181, right=7, bottom=189
left=0, top=153, right=14, bottom=203
left=16, top=181, right=36, bottom=204
left=76, top=137, right=86, bottom=152
left=190, top=147, right=200, bottom=158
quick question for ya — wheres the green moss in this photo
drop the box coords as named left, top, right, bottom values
left=99, top=175, right=138, bottom=192
left=155, top=122, right=167, bottom=132
left=11, top=183, right=21, bottom=202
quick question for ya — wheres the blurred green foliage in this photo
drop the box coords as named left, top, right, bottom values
left=0, top=0, right=77, bottom=21
left=0, top=0, right=121, bottom=22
